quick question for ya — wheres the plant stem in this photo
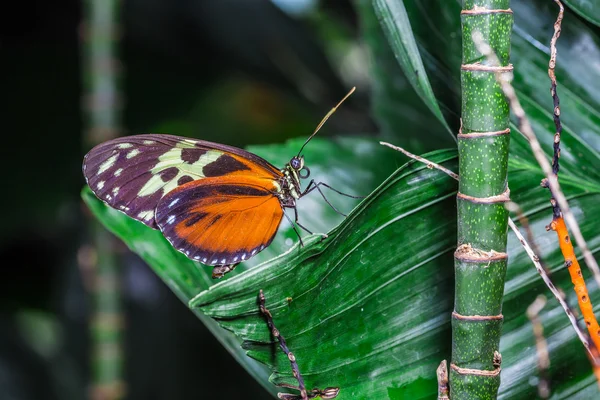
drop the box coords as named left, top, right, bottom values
left=451, top=1, right=513, bottom=398
left=82, top=0, right=124, bottom=397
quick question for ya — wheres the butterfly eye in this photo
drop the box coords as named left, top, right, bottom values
left=290, top=157, right=302, bottom=170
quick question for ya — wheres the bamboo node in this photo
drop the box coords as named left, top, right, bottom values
left=452, top=311, right=503, bottom=321
left=458, top=128, right=510, bottom=138
left=457, top=188, right=510, bottom=204
left=461, top=63, right=514, bottom=72
left=455, top=244, right=507, bottom=262
left=461, top=7, right=513, bottom=15
left=450, top=363, right=501, bottom=377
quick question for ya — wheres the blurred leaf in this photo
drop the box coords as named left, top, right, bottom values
left=372, top=0, right=453, bottom=139
left=563, top=0, right=600, bottom=27
left=354, top=0, right=455, bottom=152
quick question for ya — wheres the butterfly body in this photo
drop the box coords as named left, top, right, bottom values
left=83, top=134, right=313, bottom=278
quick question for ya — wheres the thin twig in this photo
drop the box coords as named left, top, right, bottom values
left=546, top=0, right=564, bottom=220
left=506, top=202, right=551, bottom=275
left=380, top=142, right=459, bottom=179
left=437, top=360, right=449, bottom=400
left=259, top=290, right=308, bottom=400
left=380, top=142, right=597, bottom=361
left=471, top=30, right=600, bottom=292
left=527, top=295, right=551, bottom=399
left=258, top=290, right=340, bottom=400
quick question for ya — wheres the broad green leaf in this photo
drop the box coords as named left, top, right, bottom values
left=371, top=0, right=453, bottom=139
left=190, top=149, right=458, bottom=399
left=563, top=0, right=600, bottom=28
left=82, top=136, right=401, bottom=397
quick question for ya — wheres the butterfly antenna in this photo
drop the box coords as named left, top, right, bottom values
left=297, top=87, right=356, bottom=156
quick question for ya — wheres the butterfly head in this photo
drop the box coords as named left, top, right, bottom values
left=289, top=155, right=310, bottom=179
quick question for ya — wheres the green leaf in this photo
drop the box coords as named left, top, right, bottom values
left=191, top=149, right=458, bottom=399
left=371, top=0, right=454, bottom=140
left=354, top=0, right=455, bottom=152
left=373, top=0, right=454, bottom=138
left=563, top=0, right=600, bottom=28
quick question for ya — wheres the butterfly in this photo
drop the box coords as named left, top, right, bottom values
left=83, top=88, right=358, bottom=278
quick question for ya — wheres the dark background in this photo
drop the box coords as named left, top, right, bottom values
left=1, top=0, right=376, bottom=399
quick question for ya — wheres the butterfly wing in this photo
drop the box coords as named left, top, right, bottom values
left=155, top=176, right=284, bottom=265
left=83, top=134, right=281, bottom=228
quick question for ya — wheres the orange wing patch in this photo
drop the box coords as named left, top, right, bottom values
left=155, top=176, right=284, bottom=265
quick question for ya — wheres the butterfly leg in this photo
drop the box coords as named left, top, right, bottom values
left=283, top=211, right=305, bottom=247
left=212, top=263, right=239, bottom=279
left=301, top=180, right=348, bottom=217
left=290, top=206, right=328, bottom=240
left=303, top=180, right=364, bottom=199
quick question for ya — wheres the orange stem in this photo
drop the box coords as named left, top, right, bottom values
left=550, top=216, right=600, bottom=352
left=550, top=216, right=600, bottom=386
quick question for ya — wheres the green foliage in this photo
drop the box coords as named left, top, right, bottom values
left=83, top=0, right=600, bottom=398
left=563, top=0, right=600, bottom=27
left=372, top=0, right=452, bottom=137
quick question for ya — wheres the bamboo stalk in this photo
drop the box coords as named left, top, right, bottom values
left=450, top=1, right=513, bottom=398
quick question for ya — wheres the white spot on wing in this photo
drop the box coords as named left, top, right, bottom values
left=97, top=181, right=105, bottom=190
left=114, top=168, right=123, bottom=177
left=137, top=174, right=165, bottom=197
left=221, top=258, right=226, bottom=264
left=138, top=210, right=155, bottom=221
left=105, top=194, right=112, bottom=201
left=167, top=215, right=176, bottom=224
left=143, top=140, right=155, bottom=145
left=98, top=154, right=118, bottom=174
left=241, top=254, right=246, bottom=260
left=194, top=256, right=200, bottom=260
left=212, top=259, right=218, bottom=264
left=117, top=143, right=133, bottom=149
left=126, top=149, right=140, bottom=159
left=202, top=258, right=207, bottom=263
left=169, top=198, right=180, bottom=208
left=112, top=187, right=120, bottom=195
left=251, top=249, right=257, bottom=255
left=233, top=256, right=238, bottom=262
